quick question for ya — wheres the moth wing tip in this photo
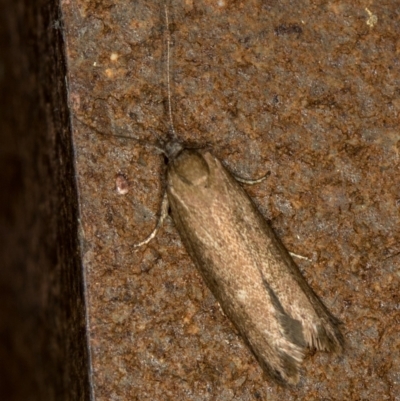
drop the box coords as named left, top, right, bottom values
left=305, top=320, right=344, bottom=354
left=276, top=345, right=305, bottom=386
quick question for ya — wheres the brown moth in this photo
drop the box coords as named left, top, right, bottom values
left=84, top=2, right=344, bottom=386
left=135, top=4, right=344, bottom=385
left=160, top=146, right=343, bottom=385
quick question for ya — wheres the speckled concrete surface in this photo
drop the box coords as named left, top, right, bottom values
left=65, top=0, right=400, bottom=399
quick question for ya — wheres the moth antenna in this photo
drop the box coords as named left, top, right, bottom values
left=74, top=116, right=167, bottom=155
left=233, top=171, right=271, bottom=185
left=164, top=2, right=178, bottom=140
left=133, top=191, right=169, bottom=248
left=134, top=3, right=178, bottom=250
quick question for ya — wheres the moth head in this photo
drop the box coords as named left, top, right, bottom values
left=164, top=139, right=183, bottom=159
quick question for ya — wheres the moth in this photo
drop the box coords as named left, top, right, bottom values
left=144, top=143, right=344, bottom=385
left=87, top=2, right=344, bottom=386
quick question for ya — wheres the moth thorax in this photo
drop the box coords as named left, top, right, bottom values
left=171, top=150, right=210, bottom=186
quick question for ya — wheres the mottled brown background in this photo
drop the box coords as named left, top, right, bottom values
left=66, top=0, right=400, bottom=399
left=2, top=0, right=399, bottom=399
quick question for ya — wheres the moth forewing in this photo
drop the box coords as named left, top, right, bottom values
left=166, top=149, right=343, bottom=384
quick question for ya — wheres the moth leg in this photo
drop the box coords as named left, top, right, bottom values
left=74, top=116, right=166, bottom=154
left=289, top=252, right=311, bottom=262
left=233, top=171, right=271, bottom=185
left=134, top=191, right=169, bottom=248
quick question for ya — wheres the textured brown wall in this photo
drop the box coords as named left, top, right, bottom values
left=0, top=0, right=90, bottom=400
left=65, top=0, right=400, bottom=399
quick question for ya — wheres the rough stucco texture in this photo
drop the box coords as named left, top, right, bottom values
left=64, top=0, right=399, bottom=399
